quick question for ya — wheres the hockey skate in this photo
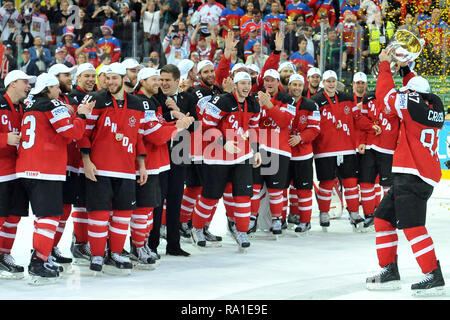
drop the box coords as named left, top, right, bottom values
left=103, top=250, right=133, bottom=276
left=191, top=227, right=206, bottom=248
left=50, top=247, right=73, bottom=274
left=362, top=214, right=375, bottom=232
left=294, top=222, right=311, bottom=236
left=203, top=225, right=222, bottom=247
left=366, top=258, right=401, bottom=291
left=71, top=240, right=91, bottom=266
left=269, top=218, right=282, bottom=240
left=411, top=261, right=445, bottom=297
left=319, top=212, right=330, bottom=232
left=235, top=231, right=251, bottom=253
left=180, top=222, right=192, bottom=242
left=287, top=214, right=300, bottom=225
left=247, top=216, right=258, bottom=234
left=129, top=245, right=156, bottom=270
left=0, top=253, right=24, bottom=279
left=349, top=211, right=364, bottom=232
left=89, top=255, right=104, bottom=275
left=28, top=252, right=59, bottom=286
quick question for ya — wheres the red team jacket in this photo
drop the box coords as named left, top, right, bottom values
left=311, top=91, right=360, bottom=158
left=135, top=92, right=177, bottom=175
left=0, top=93, right=24, bottom=182
left=79, top=90, right=146, bottom=180
left=376, top=60, right=445, bottom=186
left=201, top=92, right=260, bottom=165
left=258, top=90, right=296, bottom=158
left=16, top=96, right=86, bottom=181
left=289, top=96, right=321, bottom=160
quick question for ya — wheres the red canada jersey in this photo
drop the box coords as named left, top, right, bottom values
left=376, top=61, right=445, bottom=186
left=79, top=90, right=146, bottom=180
left=135, top=92, right=177, bottom=175
left=259, top=91, right=296, bottom=158
left=0, top=93, right=24, bottom=182
left=189, top=84, right=224, bottom=162
left=289, top=96, right=320, bottom=160
left=16, top=96, right=86, bottom=181
left=201, top=92, right=260, bottom=165
left=311, top=91, right=360, bottom=158
left=361, top=93, right=399, bottom=155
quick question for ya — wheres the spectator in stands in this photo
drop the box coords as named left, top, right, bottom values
left=286, top=0, right=312, bottom=22
left=29, top=36, right=52, bottom=72
left=0, top=0, right=23, bottom=42
left=303, top=25, right=316, bottom=60
left=58, top=26, right=80, bottom=59
left=290, top=36, right=315, bottom=75
left=76, top=52, right=88, bottom=65
left=263, top=1, right=286, bottom=30
left=244, top=42, right=268, bottom=67
left=24, top=1, right=53, bottom=45
left=116, top=2, right=136, bottom=59
left=192, top=0, right=224, bottom=31
left=55, top=0, right=74, bottom=37
left=232, top=25, right=245, bottom=61
left=4, top=44, right=17, bottom=72
left=147, top=51, right=161, bottom=68
left=240, top=1, right=255, bottom=28
left=163, top=25, right=189, bottom=65
left=142, top=0, right=162, bottom=58
left=230, top=46, right=245, bottom=70
left=95, top=53, right=112, bottom=76
left=97, top=19, right=121, bottom=62
left=19, top=48, right=40, bottom=76
left=320, top=27, right=347, bottom=73
left=398, top=12, right=420, bottom=35
left=76, top=33, right=101, bottom=68
left=190, top=24, right=218, bottom=61
left=159, top=0, right=182, bottom=39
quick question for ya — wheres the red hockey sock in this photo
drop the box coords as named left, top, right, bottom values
left=360, top=182, right=375, bottom=217
left=317, top=180, right=335, bottom=212
left=145, top=208, right=154, bottom=239
left=403, top=226, right=438, bottom=274
left=72, top=207, right=88, bottom=243
left=131, top=207, right=151, bottom=248
left=267, top=188, right=283, bottom=219
left=53, top=204, right=72, bottom=247
left=374, top=217, right=398, bottom=268
left=233, top=195, right=251, bottom=232
left=342, top=178, right=359, bottom=212
left=109, top=210, right=132, bottom=254
left=223, top=183, right=234, bottom=220
left=250, top=184, right=263, bottom=217
left=297, top=189, right=313, bottom=223
left=33, top=216, right=60, bottom=261
left=192, top=196, right=219, bottom=229
left=281, top=189, right=288, bottom=221
left=88, top=210, right=110, bottom=257
left=0, top=216, right=21, bottom=254
left=289, top=185, right=300, bottom=216
left=161, top=201, right=166, bottom=226
left=180, top=186, right=201, bottom=223
left=374, top=183, right=382, bottom=207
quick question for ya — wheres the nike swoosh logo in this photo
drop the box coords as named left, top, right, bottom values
left=131, top=201, right=136, bottom=205
left=1, top=104, right=7, bottom=108
left=105, top=101, right=112, bottom=106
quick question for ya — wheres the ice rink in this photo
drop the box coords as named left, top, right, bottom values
left=2, top=180, right=450, bottom=301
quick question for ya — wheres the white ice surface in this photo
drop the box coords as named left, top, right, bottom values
left=2, top=180, right=450, bottom=300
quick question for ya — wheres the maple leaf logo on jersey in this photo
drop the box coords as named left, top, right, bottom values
left=344, top=106, right=351, bottom=115
left=128, top=116, right=136, bottom=127
left=300, top=115, right=307, bottom=124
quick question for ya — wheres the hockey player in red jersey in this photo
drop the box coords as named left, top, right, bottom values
left=191, top=72, right=261, bottom=250
left=366, top=51, right=446, bottom=296
left=0, top=70, right=35, bottom=279
left=15, top=73, right=93, bottom=284
left=286, top=74, right=320, bottom=234
left=311, top=70, right=363, bottom=230
left=67, top=63, right=98, bottom=266
left=79, top=63, right=148, bottom=275
left=47, top=63, right=79, bottom=268
left=249, top=69, right=296, bottom=235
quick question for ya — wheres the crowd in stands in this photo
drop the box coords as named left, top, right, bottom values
left=0, top=0, right=448, bottom=89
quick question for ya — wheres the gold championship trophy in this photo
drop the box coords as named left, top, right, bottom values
left=371, top=29, right=425, bottom=76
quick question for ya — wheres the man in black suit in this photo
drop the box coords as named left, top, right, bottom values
left=149, top=64, right=196, bottom=257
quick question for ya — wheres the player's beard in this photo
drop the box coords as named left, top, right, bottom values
left=280, top=76, right=290, bottom=87
left=109, top=82, right=124, bottom=95
left=60, top=81, right=72, bottom=93
left=200, top=75, right=215, bottom=87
